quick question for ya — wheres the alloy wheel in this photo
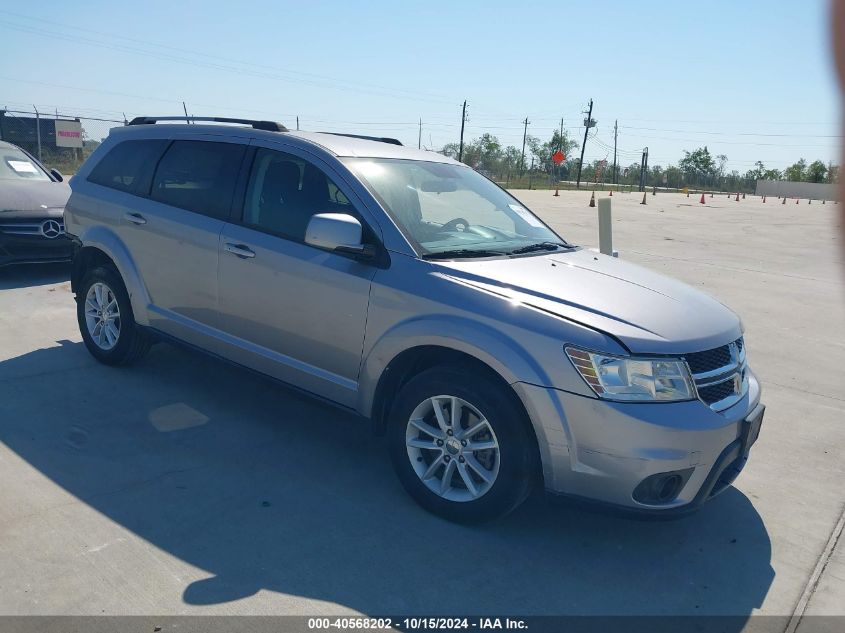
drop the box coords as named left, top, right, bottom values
left=405, top=394, right=501, bottom=502
left=84, top=282, right=121, bottom=350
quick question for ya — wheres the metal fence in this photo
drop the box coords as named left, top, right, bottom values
left=0, top=108, right=123, bottom=175
left=484, top=161, right=758, bottom=193
left=0, top=107, right=762, bottom=193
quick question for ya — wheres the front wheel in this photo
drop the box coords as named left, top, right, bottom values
left=388, top=366, right=537, bottom=523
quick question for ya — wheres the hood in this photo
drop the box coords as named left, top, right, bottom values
left=0, top=180, right=71, bottom=216
left=435, top=248, right=742, bottom=355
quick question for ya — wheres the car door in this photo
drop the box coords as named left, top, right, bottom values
left=216, top=145, right=378, bottom=407
left=113, top=137, right=246, bottom=343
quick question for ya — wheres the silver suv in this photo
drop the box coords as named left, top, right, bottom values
left=65, top=116, right=764, bottom=523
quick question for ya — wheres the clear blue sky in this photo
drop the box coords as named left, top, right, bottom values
left=0, top=0, right=840, bottom=172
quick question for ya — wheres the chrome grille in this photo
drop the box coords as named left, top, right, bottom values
left=684, top=338, right=748, bottom=411
left=0, top=218, right=65, bottom=238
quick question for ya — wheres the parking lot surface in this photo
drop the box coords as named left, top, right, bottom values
left=0, top=191, right=842, bottom=627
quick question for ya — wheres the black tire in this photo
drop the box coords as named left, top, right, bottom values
left=388, top=365, right=537, bottom=523
left=76, top=265, right=151, bottom=365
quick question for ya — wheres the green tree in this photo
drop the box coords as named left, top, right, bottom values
left=665, top=165, right=683, bottom=188
left=784, top=158, right=807, bottom=182
left=527, top=130, right=579, bottom=174
left=806, top=159, right=828, bottom=183
left=679, top=146, right=717, bottom=178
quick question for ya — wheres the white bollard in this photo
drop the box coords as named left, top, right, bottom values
left=598, top=198, right=614, bottom=256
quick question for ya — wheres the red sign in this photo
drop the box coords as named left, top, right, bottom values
left=552, top=150, right=565, bottom=165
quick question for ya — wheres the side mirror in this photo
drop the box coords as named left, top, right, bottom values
left=305, top=213, right=375, bottom=258
left=50, top=169, right=64, bottom=182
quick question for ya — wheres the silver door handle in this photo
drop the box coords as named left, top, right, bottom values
left=224, top=243, right=256, bottom=259
left=124, top=212, right=147, bottom=225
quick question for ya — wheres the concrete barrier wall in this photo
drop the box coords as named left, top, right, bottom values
left=755, top=180, right=838, bottom=200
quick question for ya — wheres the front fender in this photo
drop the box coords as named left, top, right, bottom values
left=75, top=225, right=151, bottom=326
left=357, top=314, right=553, bottom=418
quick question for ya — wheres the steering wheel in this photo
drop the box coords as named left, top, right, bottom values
left=440, top=217, right=471, bottom=233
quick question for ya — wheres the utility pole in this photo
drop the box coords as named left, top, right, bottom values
left=418, top=118, right=422, bottom=149
left=558, top=117, right=564, bottom=184
left=296, top=116, right=300, bottom=131
left=639, top=147, right=649, bottom=192
left=520, top=116, right=530, bottom=175
left=612, top=120, right=618, bottom=184
left=458, top=100, right=467, bottom=162
left=576, top=99, right=594, bottom=189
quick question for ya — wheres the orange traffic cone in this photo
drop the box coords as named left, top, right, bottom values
left=589, top=191, right=595, bottom=207
left=640, top=192, right=647, bottom=205
left=699, top=193, right=705, bottom=204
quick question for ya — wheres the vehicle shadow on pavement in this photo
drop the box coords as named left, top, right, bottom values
left=0, top=263, right=71, bottom=290
left=0, top=339, right=775, bottom=620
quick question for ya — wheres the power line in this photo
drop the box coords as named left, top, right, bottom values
left=0, top=17, right=457, bottom=106
left=620, top=125, right=842, bottom=138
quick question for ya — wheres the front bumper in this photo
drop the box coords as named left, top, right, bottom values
left=0, top=234, right=74, bottom=267
left=513, top=370, right=763, bottom=513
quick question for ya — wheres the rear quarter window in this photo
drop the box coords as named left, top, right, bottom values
left=87, top=139, right=169, bottom=195
left=150, top=140, right=246, bottom=220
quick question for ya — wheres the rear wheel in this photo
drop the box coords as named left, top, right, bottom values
left=388, top=366, right=536, bottom=523
left=77, top=266, right=151, bottom=365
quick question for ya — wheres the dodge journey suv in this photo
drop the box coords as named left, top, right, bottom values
left=65, top=116, right=764, bottom=522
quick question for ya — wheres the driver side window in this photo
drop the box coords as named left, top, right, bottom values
left=243, top=148, right=352, bottom=242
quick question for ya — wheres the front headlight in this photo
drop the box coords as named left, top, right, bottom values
left=565, top=347, right=695, bottom=402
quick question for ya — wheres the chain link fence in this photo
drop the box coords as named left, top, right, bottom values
left=0, top=108, right=124, bottom=175
left=0, top=108, right=760, bottom=193
left=489, top=161, right=758, bottom=194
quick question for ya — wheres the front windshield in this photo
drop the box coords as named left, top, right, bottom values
left=346, top=158, right=567, bottom=257
left=0, top=146, right=50, bottom=181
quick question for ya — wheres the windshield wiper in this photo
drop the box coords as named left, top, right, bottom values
left=423, top=249, right=508, bottom=260
left=508, top=241, right=571, bottom=255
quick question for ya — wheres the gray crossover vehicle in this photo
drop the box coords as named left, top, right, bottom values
left=65, top=116, right=764, bottom=522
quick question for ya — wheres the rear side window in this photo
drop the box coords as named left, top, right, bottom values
left=151, top=140, right=246, bottom=220
left=87, top=139, right=168, bottom=195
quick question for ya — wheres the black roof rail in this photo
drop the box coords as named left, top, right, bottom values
left=323, top=132, right=403, bottom=146
left=127, top=116, right=288, bottom=132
